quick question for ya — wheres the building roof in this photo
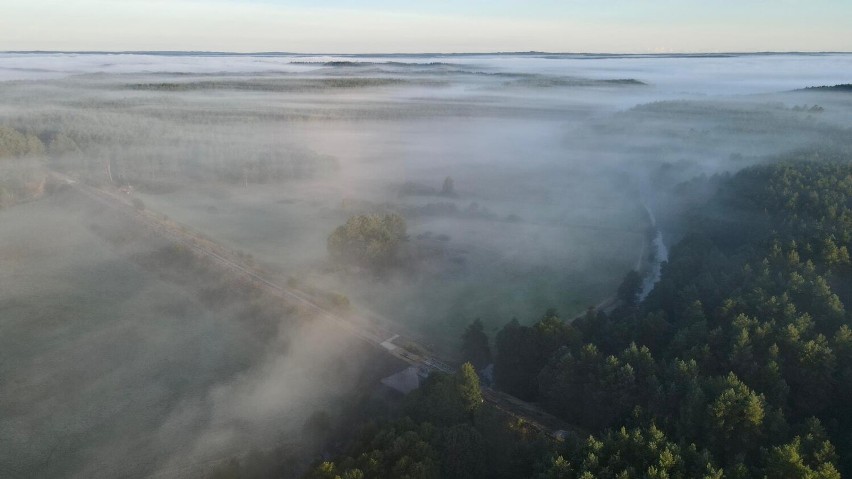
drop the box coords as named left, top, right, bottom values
left=380, top=366, right=422, bottom=395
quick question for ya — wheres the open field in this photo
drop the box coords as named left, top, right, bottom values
left=0, top=192, right=400, bottom=478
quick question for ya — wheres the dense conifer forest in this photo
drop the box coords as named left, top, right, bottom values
left=303, top=153, right=852, bottom=479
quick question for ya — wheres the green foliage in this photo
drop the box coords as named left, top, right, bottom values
left=494, top=318, right=543, bottom=399
left=306, top=363, right=604, bottom=478
left=617, top=270, right=643, bottom=306
left=495, top=310, right=578, bottom=400
left=440, top=424, right=486, bottom=479
left=538, top=343, right=657, bottom=431
left=0, top=125, right=44, bottom=159
left=494, top=158, right=852, bottom=477
left=406, top=364, right=482, bottom=426
left=327, top=214, right=407, bottom=271
left=304, top=421, right=441, bottom=479
left=537, top=425, right=722, bottom=479
left=456, top=363, right=483, bottom=416
left=460, top=319, right=492, bottom=369
left=766, top=438, right=841, bottom=479
left=706, top=373, right=766, bottom=463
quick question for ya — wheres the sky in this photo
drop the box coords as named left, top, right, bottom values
left=1, top=0, right=851, bottom=53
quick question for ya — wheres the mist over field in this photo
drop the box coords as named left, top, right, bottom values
left=2, top=52, right=852, bottom=478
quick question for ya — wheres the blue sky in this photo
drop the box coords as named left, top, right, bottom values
left=2, top=0, right=851, bottom=53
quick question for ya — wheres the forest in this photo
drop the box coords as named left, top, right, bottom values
left=3, top=52, right=852, bottom=478
left=299, top=153, right=852, bottom=479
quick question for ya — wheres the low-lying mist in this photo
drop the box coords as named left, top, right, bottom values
left=1, top=52, right=851, bottom=477
left=0, top=191, right=398, bottom=478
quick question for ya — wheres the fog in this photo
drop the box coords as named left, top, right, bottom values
left=1, top=52, right=851, bottom=477
left=0, top=191, right=397, bottom=478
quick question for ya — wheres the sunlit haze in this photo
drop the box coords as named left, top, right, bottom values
left=2, top=0, right=851, bottom=53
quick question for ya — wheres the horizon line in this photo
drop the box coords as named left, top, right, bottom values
left=3, top=50, right=852, bottom=57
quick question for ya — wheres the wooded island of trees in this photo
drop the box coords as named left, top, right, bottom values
left=328, top=214, right=407, bottom=272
